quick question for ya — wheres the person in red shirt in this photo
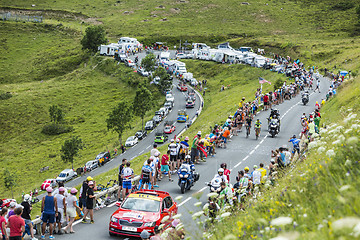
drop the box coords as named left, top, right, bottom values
left=263, top=94, right=269, bottom=110
left=221, top=163, right=231, bottom=183
left=160, top=150, right=173, bottom=182
left=0, top=207, right=9, bottom=240
left=7, top=206, right=25, bottom=240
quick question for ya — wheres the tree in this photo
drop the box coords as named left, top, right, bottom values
left=141, top=53, right=156, bottom=72
left=106, top=101, right=132, bottom=145
left=60, top=136, right=84, bottom=169
left=133, top=84, right=153, bottom=131
left=81, top=25, right=107, bottom=52
left=154, top=66, right=172, bottom=93
left=49, top=105, right=63, bottom=124
left=3, top=168, right=17, bottom=199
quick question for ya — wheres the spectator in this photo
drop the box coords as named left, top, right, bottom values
left=117, top=159, right=127, bottom=201
left=161, top=150, right=173, bottom=182
left=0, top=207, right=8, bottom=240
left=20, top=195, right=37, bottom=240
left=79, top=176, right=92, bottom=210
left=64, top=188, right=81, bottom=234
left=82, top=181, right=95, bottom=224
left=7, top=206, right=25, bottom=240
left=7, top=202, right=16, bottom=219
left=41, top=187, right=57, bottom=239
left=121, top=162, right=134, bottom=201
left=54, top=187, right=67, bottom=234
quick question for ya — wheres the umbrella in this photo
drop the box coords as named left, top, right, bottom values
left=270, top=63, right=277, bottom=66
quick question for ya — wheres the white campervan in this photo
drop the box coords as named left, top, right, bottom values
left=160, top=52, right=170, bottom=62
left=170, top=60, right=187, bottom=75
left=254, top=56, right=266, bottom=68
left=99, top=43, right=121, bottom=56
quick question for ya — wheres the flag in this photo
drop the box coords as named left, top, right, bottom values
left=259, top=77, right=271, bottom=85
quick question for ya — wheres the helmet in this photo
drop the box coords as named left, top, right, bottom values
left=185, top=155, right=191, bottom=159
left=176, top=138, right=180, bottom=143
left=244, top=166, right=250, bottom=171
left=170, top=139, right=174, bottom=142
left=226, top=119, right=231, bottom=123
left=242, top=97, right=245, bottom=100
left=87, top=176, right=93, bottom=181
left=88, top=181, right=94, bottom=186
left=292, top=135, right=296, bottom=138
left=253, top=165, right=258, bottom=169
left=185, top=136, right=189, bottom=141
left=197, top=131, right=202, bottom=136
left=218, top=168, right=224, bottom=173
left=24, top=194, right=31, bottom=202
left=70, top=188, right=78, bottom=194
left=220, top=163, right=227, bottom=169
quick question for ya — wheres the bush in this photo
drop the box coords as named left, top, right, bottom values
left=0, top=92, right=12, bottom=100
left=273, top=78, right=285, bottom=91
left=42, top=123, right=73, bottom=135
left=331, top=1, right=355, bottom=11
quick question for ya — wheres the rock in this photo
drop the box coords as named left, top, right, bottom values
left=123, top=11, right=129, bottom=14
left=158, top=5, right=165, bottom=9
left=152, top=14, right=157, bottom=17
left=242, top=2, right=250, bottom=5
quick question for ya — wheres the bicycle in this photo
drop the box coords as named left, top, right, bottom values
left=246, top=124, right=251, bottom=138
left=255, top=127, right=261, bottom=140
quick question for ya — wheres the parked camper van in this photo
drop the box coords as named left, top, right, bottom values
left=99, top=43, right=121, bottom=56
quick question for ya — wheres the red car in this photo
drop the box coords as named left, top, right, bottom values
left=177, top=83, right=187, bottom=92
left=41, top=179, right=57, bottom=191
left=109, top=190, right=178, bottom=238
left=164, top=125, right=176, bottom=134
left=1, top=199, right=16, bottom=208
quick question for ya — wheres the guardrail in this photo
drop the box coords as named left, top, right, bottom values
left=32, top=176, right=141, bottom=234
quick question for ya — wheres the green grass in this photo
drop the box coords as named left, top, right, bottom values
left=205, top=75, right=360, bottom=239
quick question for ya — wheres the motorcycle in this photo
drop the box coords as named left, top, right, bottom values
left=302, top=94, right=309, bottom=105
left=206, top=177, right=222, bottom=193
left=178, top=166, right=199, bottom=194
left=268, top=118, right=280, bottom=138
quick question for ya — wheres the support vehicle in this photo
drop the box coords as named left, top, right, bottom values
left=177, top=110, right=189, bottom=122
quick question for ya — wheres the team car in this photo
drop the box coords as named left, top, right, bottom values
left=177, top=109, right=189, bottom=122
left=185, top=98, right=195, bottom=108
left=109, top=190, right=177, bottom=238
left=177, top=82, right=187, bottom=92
left=41, top=179, right=57, bottom=191
left=163, top=121, right=176, bottom=134
left=154, top=132, right=168, bottom=143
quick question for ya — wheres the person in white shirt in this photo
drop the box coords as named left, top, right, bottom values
left=54, top=187, right=67, bottom=234
left=64, top=188, right=81, bottom=233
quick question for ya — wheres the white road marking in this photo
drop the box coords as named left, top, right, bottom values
left=139, top=150, right=144, bottom=154
left=178, top=197, right=192, bottom=207
left=197, top=186, right=207, bottom=193
left=146, top=145, right=151, bottom=149
left=150, top=129, right=154, bottom=133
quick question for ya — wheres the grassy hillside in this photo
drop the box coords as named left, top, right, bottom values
left=206, top=76, right=360, bottom=239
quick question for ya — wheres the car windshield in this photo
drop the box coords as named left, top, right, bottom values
left=59, top=173, right=66, bottom=178
left=127, top=136, right=135, bottom=141
left=122, top=198, right=160, bottom=212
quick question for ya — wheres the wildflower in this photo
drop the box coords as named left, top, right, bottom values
left=175, top=196, right=183, bottom=202
left=351, top=124, right=360, bottom=130
left=194, top=202, right=202, bottom=207
left=271, top=217, right=293, bottom=226
left=308, top=141, right=317, bottom=149
left=270, top=232, right=300, bottom=240
left=345, top=159, right=352, bottom=167
left=161, top=216, right=170, bottom=223
left=318, top=224, right=324, bottom=230
left=203, top=232, right=212, bottom=238
left=207, top=192, right=218, bottom=198
left=203, top=203, right=209, bottom=211
left=223, top=234, right=237, bottom=240
left=344, top=113, right=357, bottom=123
left=353, top=222, right=360, bottom=237
left=332, top=217, right=360, bottom=231
left=265, top=227, right=270, bottom=231
left=326, top=149, right=335, bottom=158
left=344, top=129, right=352, bottom=134
left=339, top=185, right=351, bottom=192
left=175, top=223, right=184, bottom=231
left=192, top=211, right=204, bottom=220
left=172, top=213, right=182, bottom=219
left=303, top=214, right=308, bottom=218
left=332, top=140, right=341, bottom=145
left=158, top=224, right=165, bottom=230
left=346, top=136, right=358, bottom=145
left=221, top=212, right=232, bottom=218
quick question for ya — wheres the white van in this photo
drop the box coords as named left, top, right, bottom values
left=160, top=52, right=170, bottom=61
left=99, top=43, right=121, bottom=56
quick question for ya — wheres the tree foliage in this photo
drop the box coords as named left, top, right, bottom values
left=141, top=53, right=156, bottom=72
left=81, top=25, right=107, bottom=52
left=154, top=66, right=172, bottom=93
left=3, top=168, right=17, bottom=198
left=106, top=101, right=132, bottom=144
left=49, top=104, right=63, bottom=124
left=133, top=84, right=153, bottom=130
left=60, top=136, right=84, bottom=169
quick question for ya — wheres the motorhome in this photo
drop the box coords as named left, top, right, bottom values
left=99, top=43, right=122, bottom=56
left=254, top=56, right=266, bottom=68
left=217, top=42, right=234, bottom=50
left=213, top=49, right=237, bottom=63
left=182, top=72, right=193, bottom=82
left=244, top=52, right=258, bottom=65
left=238, top=47, right=253, bottom=53
left=171, top=60, right=187, bottom=74
left=160, top=52, right=170, bottom=61
left=117, top=37, right=142, bottom=51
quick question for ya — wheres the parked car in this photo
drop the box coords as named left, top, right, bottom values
left=125, top=136, right=138, bottom=147
left=176, top=53, right=187, bottom=59
left=186, top=98, right=195, bottom=108
left=165, top=94, right=174, bottom=102
left=145, top=120, right=155, bottom=130
left=159, top=107, right=169, bottom=116
left=56, top=169, right=77, bottom=183
left=135, top=130, right=147, bottom=140
left=153, top=76, right=160, bottom=84
left=164, top=101, right=174, bottom=110
left=109, top=190, right=178, bottom=237
left=138, top=68, right=149, bottom=77
left=125, top=58, right=136, bottom=68
left=95, top=152, right=111, bottom=164
left=85, top=160, right=99, bottom=172
left=153, top=115, right=162, bottom=124
left=186, top=53, right=195, bottom=59
left=1, top=199, right=16, bottom=208
left=41, top=179, right=57, bottom=191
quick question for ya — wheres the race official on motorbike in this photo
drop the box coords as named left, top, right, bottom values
left=178, top=155, right=195, bottom=180
left=210, top=168, right=228, bottom=184
left=268, top=109, right=281, bottom=132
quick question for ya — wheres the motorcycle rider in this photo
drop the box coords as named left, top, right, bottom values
left=268, top=109, right=281, bottom=132
left=178, top=155, right=195, bottom=187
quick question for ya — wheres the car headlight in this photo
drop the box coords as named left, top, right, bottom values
left=184, top=174, right=189, bottom=178
left=144, top=222, right=156, bottom=227
left=111, top=216, right=118, bottom=223
left=179, top=174, right=184, bottom=178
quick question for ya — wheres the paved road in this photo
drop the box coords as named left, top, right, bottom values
left=52, top=67, right=330, bottom=240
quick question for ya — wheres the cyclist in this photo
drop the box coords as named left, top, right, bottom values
left=245, top=115, right=252, bottom=137
left=254, top=119, right=262, bottom=138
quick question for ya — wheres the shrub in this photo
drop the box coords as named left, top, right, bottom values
left=273, top=78, right=285, bottom=91
left=42, top=123, right=73, bottom=135
left=0, top=92, right=12, bottom=100
left=331, top=1, right=355, bottom=11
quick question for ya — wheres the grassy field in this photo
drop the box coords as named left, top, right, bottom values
left=205, top=75, right=360, bottom=239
